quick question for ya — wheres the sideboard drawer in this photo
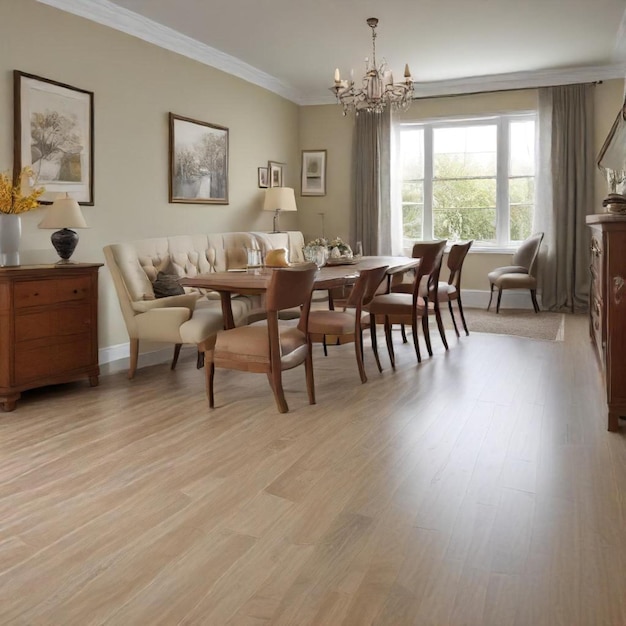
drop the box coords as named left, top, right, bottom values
left=14, top=304, right=92, bottom=343
left=13, top=276, right=91, bottom=309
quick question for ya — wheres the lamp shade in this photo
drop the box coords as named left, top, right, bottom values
left=263, top=187, right=297, bottom=213
left=38, top=193, right=88, bottom=229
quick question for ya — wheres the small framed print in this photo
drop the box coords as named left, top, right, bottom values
left=301, top=150, right=326, bottom=196
left=169, top=113, right=229, bottom=204
left=268, top=161, right=284, bottom=188
left=14, top=70, right=94, bottom=205
left=258, top=166, right=268, bottom=188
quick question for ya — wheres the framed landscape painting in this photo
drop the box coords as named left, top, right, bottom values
left=301, top=149, right=326, bottom=196
left=169, top=113, right=229, bottom=204
left=14, top=70, right=94, bottom=205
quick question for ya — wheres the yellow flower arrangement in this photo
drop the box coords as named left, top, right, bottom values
left=0, top=167, right=45, bottom=214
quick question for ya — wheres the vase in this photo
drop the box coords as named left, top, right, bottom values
left=0, top=213, right=22, bottom=266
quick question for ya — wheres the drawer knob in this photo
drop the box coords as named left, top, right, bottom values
left=73, top=289, right=78, bottom=294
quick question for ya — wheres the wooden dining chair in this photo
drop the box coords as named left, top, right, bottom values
left=367, top=240, right=447, bottom=368
left=390, top=240, right=449, bottom=349
left=205, top=264, right=317, bottom=413
left=302, top=265, right=389, bottom=383
left=438, top=240, right=473, bottom=336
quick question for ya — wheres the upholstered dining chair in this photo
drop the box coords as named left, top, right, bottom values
left=368, top=240, right=447, bottom=368
left=205, top=264, right=317, bottom=413
left=303, top=265, right=389, bottom=383
left=438, top=240, right=473, bottom=336
left=390, top=241, right=449, bottom=350
left=487, top=232, right=544, bottom=313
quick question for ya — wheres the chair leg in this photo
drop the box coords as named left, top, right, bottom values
left=434, top=303, right=448, bottom=350
left=128, top=338, right=139, bottom=379
left=530, top=289, right=540, bottom=313
left=448, top=301, right=460, bottom=337
left=196, top=350, right=204, bottom=369
left=305, top=339, right=316, bottom=405
left=400, top=324, right=408, bottom=344
left=457, top=296, right=469, bottom=336
left=487, top=283, right=494, bottom=311
left=207, top=359, right=215, bottom=408
left=171, top=343, right=182, bottom=370
left=355, top=331, right=367, bottom=383
left=422, top=312, right=433, bottom=357
left=411, top=318, right=422, bottom=363
left=496, top=288, right=503, bottom=313
left=322, top=335, right=328, bottom=356
left=269, top=370, right=289, bottom=413
left=369, top=314, right=383, bottom=373
left=384, top=316, right=396, bottom=369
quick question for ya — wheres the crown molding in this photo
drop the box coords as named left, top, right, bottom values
left=36, top=0, right=303, bottom=104
left=37, top=0, right=625, bottom=108
left=301, top=63, right=626, bottom=106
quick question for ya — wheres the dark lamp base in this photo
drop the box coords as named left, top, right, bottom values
left=51, top=228, right=79, bottom=263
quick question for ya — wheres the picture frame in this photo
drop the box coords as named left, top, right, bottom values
left=14, top=70, right=94, bottom=205
left=258, top=167, right=268, bottom=188
left=268, top=160, right=284, bottom=188
left=301, top=149, right=327, bottom=196
left=169, top=112, right=229, bottom=204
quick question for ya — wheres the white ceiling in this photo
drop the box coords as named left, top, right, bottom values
left=40, top=0, right=626, bottom=103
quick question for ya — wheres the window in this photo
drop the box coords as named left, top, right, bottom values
left=397, top=114, right=536, bottom=249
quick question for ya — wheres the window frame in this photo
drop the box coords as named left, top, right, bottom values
left=395, top=111, right=536, bottom=252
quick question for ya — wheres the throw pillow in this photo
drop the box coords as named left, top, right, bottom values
left=152, top=271, right=184, bottom=298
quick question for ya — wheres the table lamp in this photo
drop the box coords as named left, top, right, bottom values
left=263, top=187, right=297, bottom=233
left=38, top=193, right=88, bottom=263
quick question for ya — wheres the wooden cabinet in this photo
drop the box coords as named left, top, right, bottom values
left=586, top=214, right=626, bottom=431
left=0, top=264, right=102, bottom=411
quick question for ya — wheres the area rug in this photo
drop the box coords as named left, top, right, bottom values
left=442, top=308, right=565, bottom=341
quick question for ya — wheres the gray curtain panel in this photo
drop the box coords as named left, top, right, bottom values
left=352, top=110, right=391, bottom=255
left=535, top=84, right=595, bottom=312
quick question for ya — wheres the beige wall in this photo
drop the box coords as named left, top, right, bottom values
left=300, top=80, right=625, bottom=290
left=0, top=0, right=300, bottom=349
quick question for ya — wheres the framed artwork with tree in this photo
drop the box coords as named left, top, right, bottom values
left=169, top=113, right=229, bottom=204
left=14, top=70, right=94, bottom=205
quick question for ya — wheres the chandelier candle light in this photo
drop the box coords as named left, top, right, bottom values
left=331, top=17, right=414, bottom=115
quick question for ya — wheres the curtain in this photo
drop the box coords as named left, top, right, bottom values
left=534, top=84, right=595, bottom=312
left=352, top=110, right=391, bottom=255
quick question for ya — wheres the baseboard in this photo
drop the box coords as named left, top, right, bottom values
left=98, top=342, right=196, bottom=375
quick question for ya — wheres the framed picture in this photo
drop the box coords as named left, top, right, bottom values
left=301, top=150, right=327, bottom=196
left=169, top=113, right=229, bottom=204
left=14, top=70, right=94, bottom=205
left=268, top=161, right=284, bottom=188
left=258, top=167, right=268, bottom=188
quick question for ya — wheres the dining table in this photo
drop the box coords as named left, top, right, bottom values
left=180, top=255, right=420, bottom=330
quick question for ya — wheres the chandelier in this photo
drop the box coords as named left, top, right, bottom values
left=331, top=17, right=414, bottom=116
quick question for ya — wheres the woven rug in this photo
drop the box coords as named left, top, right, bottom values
left=442, top=307, right=565, bottom=341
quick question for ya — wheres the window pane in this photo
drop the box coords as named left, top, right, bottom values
left=510, top=120, right=535, bottom=176
left=510, top=205, right=533, bottom=241
left=433, top=125, right=497, bottom=178
left=403, top=204, right=423, bottom=240
left=509, top=176, right=534, bottom=204
left=433, top=178, right=496, bottom=209
left=434, top=208, right=496, bottom=242
left=400, top=129, right=424, bottom=180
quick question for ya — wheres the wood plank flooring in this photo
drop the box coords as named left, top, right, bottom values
left=0, top=315, right=625, bottom=625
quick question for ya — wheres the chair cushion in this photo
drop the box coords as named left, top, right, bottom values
left=214, top=323, right=306, bottom=363
left=487, top=265, right=528, bottom=283
left=306, top=309, right=366, bottom=335
left=437, top=282, right=457, bottom=301
left=493, top=273, right=537, bottom=290
left=367, top=293, right=426, bottom=316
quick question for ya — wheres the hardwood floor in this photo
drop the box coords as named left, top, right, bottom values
left=0, top=315, right=624, bottom=625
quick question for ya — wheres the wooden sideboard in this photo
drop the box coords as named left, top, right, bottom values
left=0, top=263, right=102, bottom=411
left=586, top=214, right=626, bottom=431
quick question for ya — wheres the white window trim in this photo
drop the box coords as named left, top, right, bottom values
left=395, top=112, right=536, bottom=252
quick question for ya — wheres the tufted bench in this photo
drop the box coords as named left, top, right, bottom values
left=103, top=231, right=305, bottom=377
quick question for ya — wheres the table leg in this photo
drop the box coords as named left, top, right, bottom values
left=220, top=292, right=235, bottom=329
